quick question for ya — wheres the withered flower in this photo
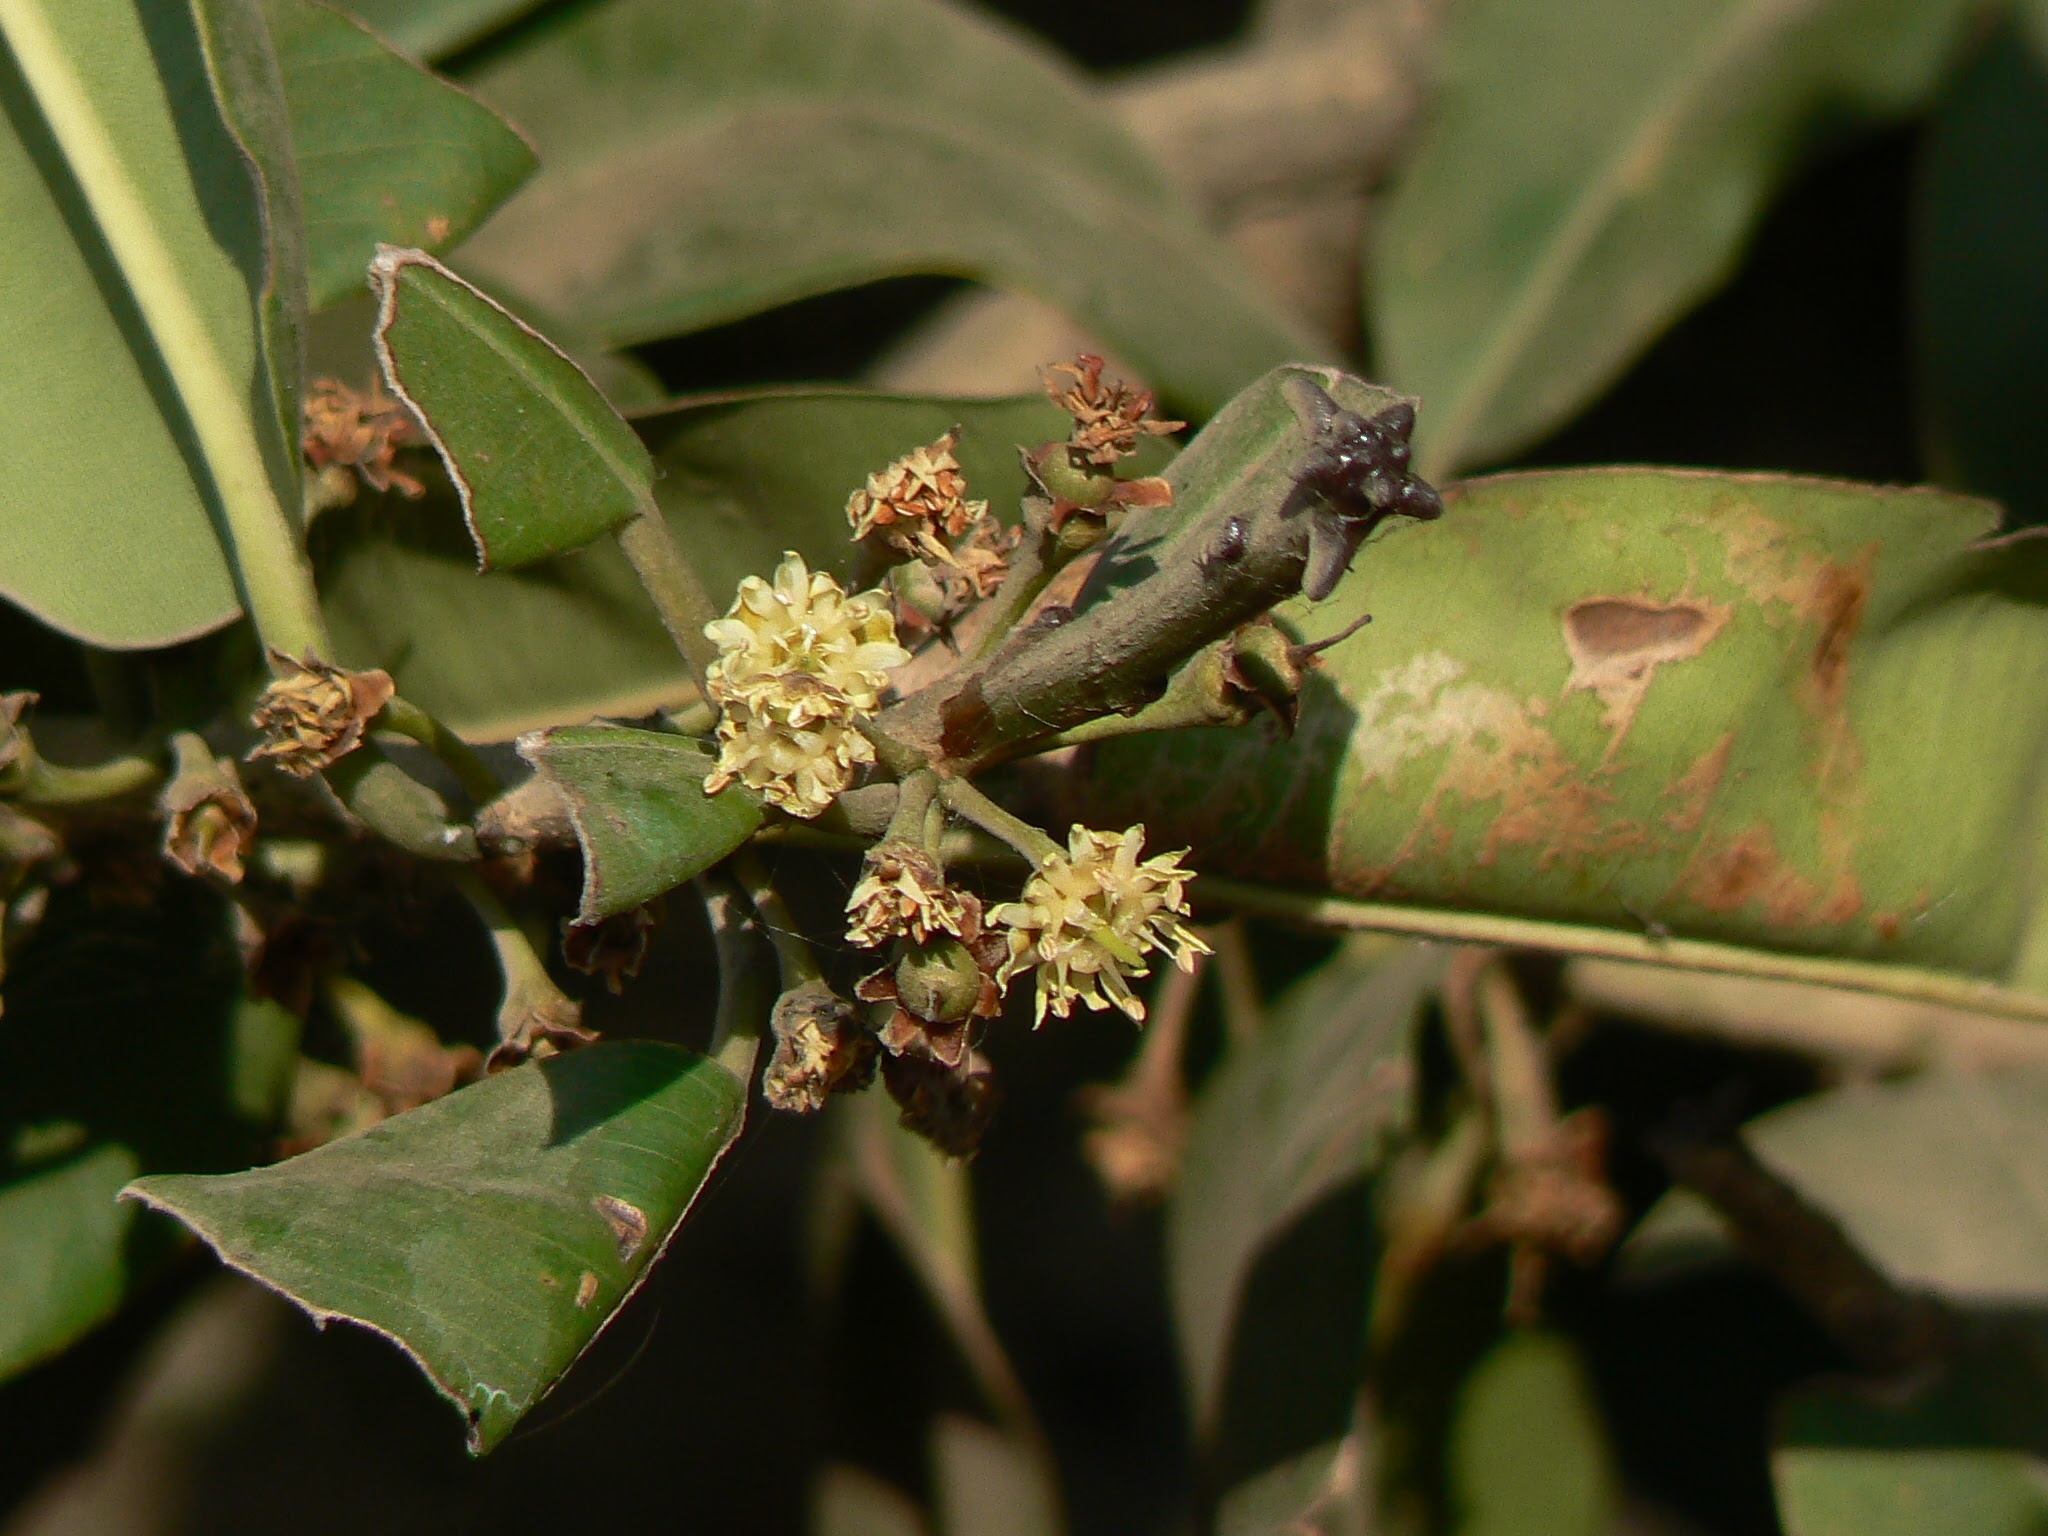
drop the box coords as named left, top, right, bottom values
left=763, top=980, right=876, bottom=1113
left=158, top=736, right=258, bottom=883
left=995, top=824, right=1210, bottom=1025
left=0, top=691, right=35, bottom=789
left=562, top=901, right=661, bottom=994
left=883, top=1049, right=1000, bottom=1158
left=845, top=841, right=971, bottom=949
left=486, top=988, right=597, bottom=1074
left=301, top=377, right=424, bottom=499
left=846, top=429, right=988, bottom=563
left=1042, top=354, right=1182, bottom=467
left=246, top=650, right=395, bottom=778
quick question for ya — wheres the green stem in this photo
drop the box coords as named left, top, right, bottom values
left=700, top=870, right=771, bottom=1081
left=1473, top=961, right=1556, bottom=1157
left=730, top=846, right=820, bottom=988
left=961, top=519, right=1064, bottom=668
left=616, top=502, right=721, bottom=703
left=11, top=751, right=160, bottom=807
left=938, top=777, right=1061, bottom=865
left=0, top=0, right=328, bottom=662
left=323, top=744, right=479, bottom=861
left=455, top=870, right=575, bottom=1045
left=380, top=696, right=500, bottom=806
left=884, top=767, right=940, bottom=847
left=1200, top=875, right=2048, bottom=1024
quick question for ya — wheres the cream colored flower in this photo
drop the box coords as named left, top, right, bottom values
left=845, top=841, right=971, bottom=948
left=701, top=552, right=909, bottom=818
left=846, top=430, right=988, bottom=563
left=994, top=824, right=1210, bottom=1025
left=704, top=551, right=907, bottom=714
left=703, top=699, right=876, bottom=819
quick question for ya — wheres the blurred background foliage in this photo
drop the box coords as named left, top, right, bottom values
left=5, top=0, right=2048, bottom=1534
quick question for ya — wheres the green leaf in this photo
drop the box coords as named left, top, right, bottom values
left=1371, top=0, right=1974, bottom=477
left=812, top=1465, right=929, bottom=1536
left=1914, top=20, right=2048, bottom=529
left=517, top=726, right=763, bottom=922
left=453, top=0, right=1327, bottom=416
left=0, top=879, right=288, bottom=1382
left=269, top=0, right=536, bottom=311
left=1775, top=1316, right=2048, bottom=1536
left=1446, top=1332, right=1616, bottom=1536
left=0, top=1145, right=139, bottom=1378
left=0, top=0, right=306, bottom=647
left=370, top=246, right=654, bottom=569
left=332, top=0, right=542, bottom=61
left=1170, top=937, right=1438, bottom=1429
left=316, top=388, right=1124, bottom=739
left=1216, top=1436, right=1368, bottom=1536
left=1085, top=461, right=2048, bottom=996
left=126, top=1040, right=745, bottom=1452
left=1741, top=1071, right=2048, bottom=1302
left=932, top=1415, right=1064, bottom=1536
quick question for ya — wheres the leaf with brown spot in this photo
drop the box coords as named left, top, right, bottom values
left=1083, top=468, right=2048, bottom=993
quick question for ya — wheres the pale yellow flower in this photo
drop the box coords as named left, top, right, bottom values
left=700, top=552, right=909, bottom=818
left=703, top=699, right=875, bottom=818
left=994, top=824, right=1210, bottom=1025
left=705, top=551, right=908, bottom=714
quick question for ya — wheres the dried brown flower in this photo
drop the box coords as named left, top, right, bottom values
left=158, top=748, right=258, bottom=883
left=0, top=691, right=35, bottom=788
left=301, top=377, right=424, bottom=499
left=563, top=901, right=662, bottom=994
left=763, top=980, right=876, bottom=1113
left=246, top=650, right=395, bottom=778
left=882, top=1049, right=1000, bottom=1158
left=846, top=429, right=988, bottom=563
left=1042, top=355, right=1182, bottom=467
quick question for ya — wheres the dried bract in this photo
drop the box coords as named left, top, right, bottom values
left=486, top=990, right=597, bottom=1074
left=301, top=377, right=424, bottom=499
left=846, top=429, right=988, bottom=563
left=995, top=824, right=1210, bottom=1025
left=1042, top=354, right=1182, bottom=467
left=764, top=980, right=875, bottom=1113
left=247, top=652, right=396, bottom=778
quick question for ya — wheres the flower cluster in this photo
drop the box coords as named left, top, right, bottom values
left=995, top=824, right=1209, bottom=1024
left=701, top=552, right=909, bottom=817
left=846, top=429, right=988, bottom=563
left=1042, top=354, right=1183, bottom=467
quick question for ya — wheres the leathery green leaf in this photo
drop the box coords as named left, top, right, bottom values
left=1371, top=0, right=1974, bottom=477
left=315, top=388, right=1129, bottom=740
left=0, top=879, right=288, bottom=1383
left=517, top=726, right=763, bottom=922
left=0, top=0, right=306, bottom=647
left=1447, top=1333, right=1617, bottom=1536
left=1775, top=1314, right=2048, bottom=1536
left=370, top=245, right=653, bottom=569
left=332, top=0, right=542, bottom=62
left=1084, top=464, right=2048, bottom=996
left=126, top=1040, right=745, bottom=1453
left=1742, top=1071, right=2048, bottom=1302
left=454, top=0, right=1327, bottom=416
left=268, top=0, right=536, bottom=310
left=1171, top=937, right=1437, bottom=1429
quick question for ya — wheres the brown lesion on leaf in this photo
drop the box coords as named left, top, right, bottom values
left=574, top=1270, right=599, bottom=1309
left=592, top=1194, right=647, bottom=1263
left=1660, top=731, right=1734, bottom=836
left=1673, top=820, right=1862, bottom=927
left=1560, top=594, right=1730, bottom=758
